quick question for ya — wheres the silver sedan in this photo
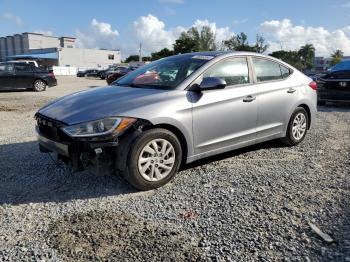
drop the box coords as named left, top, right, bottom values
left=36, top=51, right=317, bottom=190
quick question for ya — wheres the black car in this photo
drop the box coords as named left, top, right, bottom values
left=106, top=66, right=138, bottom=85
left=76, top=69, right=99, bottom=77
left=85, top=69, right=101, bottom=78
left=0, top=62, right=57, bottom=92
left=317, top=70, right=350, bottom=105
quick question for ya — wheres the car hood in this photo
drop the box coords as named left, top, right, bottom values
left=38, top=86, right=170, bottom=125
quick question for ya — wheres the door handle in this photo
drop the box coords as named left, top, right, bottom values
left=243, top=95, right=256, bottom=102
left=287, top=88, right=296, bottom=93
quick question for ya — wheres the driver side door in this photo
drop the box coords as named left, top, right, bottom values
left=191, top=57, right=258, bottom=157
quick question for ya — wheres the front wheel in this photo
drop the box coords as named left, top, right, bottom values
left=122, top=128, right=182, bottom=190
left=281, top=107, right=308, bottom=146
left=33, top=79, right=47, bottom=92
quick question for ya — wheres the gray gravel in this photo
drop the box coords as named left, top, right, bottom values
left=0, top=77, right=349, bottom=261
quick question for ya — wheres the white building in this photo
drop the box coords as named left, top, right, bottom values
left=0, top=32, right=121, bottom=69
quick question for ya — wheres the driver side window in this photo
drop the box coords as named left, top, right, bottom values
left=203, top=57, right=250, bottom=86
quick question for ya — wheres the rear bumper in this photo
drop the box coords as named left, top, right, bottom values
left=318, top=90, right=350, bottom=102
left=46, top=78, right=57, bottom=87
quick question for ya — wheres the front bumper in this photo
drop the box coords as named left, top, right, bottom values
left=36, top=126, right=69, bottom=156
left=35, top=125, right=119, bottom=171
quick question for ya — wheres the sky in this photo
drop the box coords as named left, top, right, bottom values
left=1, top=0, right=350, bottom=58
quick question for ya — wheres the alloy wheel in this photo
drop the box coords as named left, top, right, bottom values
left=292, top=112, right=307, bottom=140
left=137, top=138, right=176, bottom=182
left=34, top=80, right=46, bottom=91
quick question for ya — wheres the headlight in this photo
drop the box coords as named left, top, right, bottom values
left=62, top=117, right=136, bottom=137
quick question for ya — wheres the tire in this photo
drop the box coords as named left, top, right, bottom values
left=281, top=107, right=309, bottom=146
left=122, top=128, right=182, bottom=190
left=33, top=79, right=47, bottom=92
left=317, top=100, right=326, bottom=106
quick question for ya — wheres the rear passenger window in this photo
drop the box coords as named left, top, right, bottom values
left=252, top=58, right=288, bottom=82
left=203, top=57, right=249, bottom=86
left=280, top=65, right=291, bottom=79
left=14, top=64, right=32, bottom=72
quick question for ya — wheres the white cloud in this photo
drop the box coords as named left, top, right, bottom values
left=128, top=15, right=234, bottom=56
left=192, top=19, right=234, bottom=45
left=259, top=19, right=350, bottom=56
left=129, top=14, right=185, bottom=55
left=75, top=18, right=119, bottom=50
left=0, top=12, right=22, bottom=26
left=34, top=30, right=53, bottom=36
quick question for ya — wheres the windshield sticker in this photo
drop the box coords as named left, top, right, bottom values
left=191, top=55, right=214, bottom=60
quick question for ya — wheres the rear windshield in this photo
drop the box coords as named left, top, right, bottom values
left=114, top=55, right=211, bottom=89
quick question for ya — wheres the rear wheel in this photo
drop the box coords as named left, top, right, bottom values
left=33, top=79, right=47, bottom=92
left=122, top=128, right=182, bottom=190
left=281, top=107, right=308, bottom=146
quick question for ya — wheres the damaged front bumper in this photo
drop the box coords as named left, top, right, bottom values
left=35, top=113, right=148, bottom=173
left=36, top=125, right=120, bottom=172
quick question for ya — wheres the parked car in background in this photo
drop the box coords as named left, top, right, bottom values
left=105, top=66, right=129, bottom=80
left=317, top=70, right=350, bottom=105
left=328, top=60, right=350, bottom=72
left=85, top=69, right=101, bottom=78
left=76, top=69, right=99, bottom=77
left=8, top=60, right=39, bottom=68
left=35, top=51, right=317, bottom=190
left=0, top=62, right=57, bottom=91
left=106, top=66, right=138, bottom=85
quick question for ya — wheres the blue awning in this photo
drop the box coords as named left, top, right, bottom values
left=7, top=52, right=58, bottom=60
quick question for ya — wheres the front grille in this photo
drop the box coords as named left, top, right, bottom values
left=35, top=113, right=70, bottom=142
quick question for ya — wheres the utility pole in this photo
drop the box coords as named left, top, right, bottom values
left=139, top=42, right=142, bottom=62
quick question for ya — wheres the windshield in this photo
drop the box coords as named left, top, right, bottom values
left=113, top=55, right=211, bottom=89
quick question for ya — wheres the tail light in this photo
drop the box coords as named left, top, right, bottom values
left=48, top=72, right=55, bottom=78
left=309, top=81, right=317, bottom=90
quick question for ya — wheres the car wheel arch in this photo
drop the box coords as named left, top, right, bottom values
left=33, top=78, right=48, bottom=86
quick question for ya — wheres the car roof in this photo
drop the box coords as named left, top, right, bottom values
left=172, top=50, right=272, bottom=60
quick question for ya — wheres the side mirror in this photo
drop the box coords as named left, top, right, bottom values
left=191, top=77, right=227, bottom=92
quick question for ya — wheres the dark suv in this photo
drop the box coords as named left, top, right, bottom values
left=0, top=62, right=57, bottom=92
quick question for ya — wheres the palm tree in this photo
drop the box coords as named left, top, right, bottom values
left=298, top=44, right=316, bottom=70
left=330, top=49, right=344, bottom=66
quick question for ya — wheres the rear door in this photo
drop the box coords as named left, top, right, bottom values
left=0, top=64, right=15, bottom=89
left=13, top=63, right=35, bottom=88
left=250, top=57, right=299, bottom=140
left=191, top=57, right=258, bottom=155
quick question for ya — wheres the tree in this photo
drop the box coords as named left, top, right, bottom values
left=173, top=26, right=217, bottom=54
left=254, top=35, right=269, bottom=54
left=269, top=50, right=303, bottom=70
left=124, top=55, right=151, bottom=63
left=151, top=48, right=174, bottom=61
left=330, top=49, right=344, bottom=66
left=298, top=44, right=315, bottom=70
left=223, top=32, right=268, bottom=53
left=173, top=32, right=198, bottom=54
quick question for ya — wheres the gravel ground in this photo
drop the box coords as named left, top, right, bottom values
left=0, top=76, right=349, bottom=261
